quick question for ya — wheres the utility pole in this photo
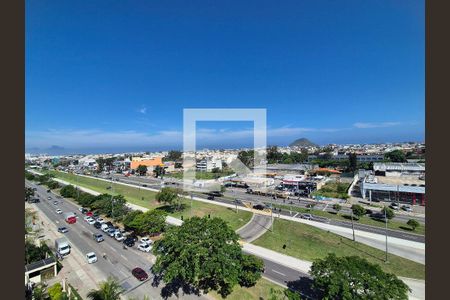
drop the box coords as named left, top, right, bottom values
left=385, top=206, right=388, bottom=263
left=190, top=193, right=193, bottom=217
left=270, top=203, right=274, bottom=232
left=351, top=209, right=355, bottom=241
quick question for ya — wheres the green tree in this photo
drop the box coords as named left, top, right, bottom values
left=348, top=153, right=357, bottom=172
left=407, top=219, right=420, bottom=231
left=122, top=210, right=144, bottom=231
left=136, top=165, right=148, bottom=176
left=153, top=216, right=260, bottom=298
left=156, top=187, right=181, bottom=210
left=25, top=187, right=35, bottom=201
left=332, top=204, right=341, bottom=214
left=87, top=277, right=124, bottom=300
left=164, top=150, right=183, bottom=162
left=153, top=165, right=165, bottom=178
left=385, top=150, right=407, bottom=163
left=128, top=210, right=166, bottom=235
left=60, top=185, right=77, bottom=198
left=46, top=180, right=60, bottom=190
left=238, top=254, right=264, bottom=287
left=310, top=253, right=410, bottom=300
left=31, top=283, right=47, bottom=300
left=48, top=283, right=64, bottom=300
left=351, top=204, right=366, bottom=219
left=381, top=206, right=395, bottom=220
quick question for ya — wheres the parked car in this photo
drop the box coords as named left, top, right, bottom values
left=101, top=223, right=110, bottom=232
left=93, top=221, right=102, bottom=229
left=115, top=232, right=125, bottom=242
left=140, top=237, right=152, bottom=245
left=131, top=267, right=148, bottom=281
left=53, top=201, right=58, bottom=205
left=390, top=202, right=400, bottom=210
left=47, top=189, right=51, bottom=193
left=87, top=218, right=96, bottom=225
left=86, top=252, right=98, bottom=264
left=56, top=209, right=63, bottom=214
left=401, top=205, right=413, bottom=212
left=57, top=226, right=68, bottom=233
left=96, top=218, right=105, bottom=224
left=107, top=228, right=116, bottom=237
left=84, top=216, right=92, bottom=222
left=301, top=213, right=313, bottom=220
left=47, top=196, right=52, bottom=200
left=123, top=237, right=135, bottom=247
left=207, top=196, right=214, bottom=200
left=86, top=211, right=93, bottom=217
left=93, top=233, right=104, bottom=243
left=137, top=243, right=152, bottom=253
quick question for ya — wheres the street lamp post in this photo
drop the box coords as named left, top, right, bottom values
left=385, top=206, right=389, bottom=263
left=351, top=209, right=355, bottom=241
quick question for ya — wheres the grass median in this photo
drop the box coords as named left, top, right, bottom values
left=272, top=203, right=425, bottom=235
left=208, top=278, right=285, bottom=300
left=44, top=170, right=252, bottom=230
left=253, top=218, right=425, bottom=280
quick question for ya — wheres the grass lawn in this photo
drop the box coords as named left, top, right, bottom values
left=253, top=218, right=425, bottom=280
left=208, top=278, right=286, bottom=300
left=272, top=203, right=425, bottom=235
left=311, top=182, right=350, bottom=199
left=44, top=170, right=252, bottom=230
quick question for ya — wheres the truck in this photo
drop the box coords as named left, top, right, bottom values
left=64, top=212, right=77, bottom=224
left=55, top=237, right=71, bottom=256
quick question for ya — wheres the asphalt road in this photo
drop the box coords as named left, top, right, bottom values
left=237, top=214, right=273, bottom=243
left=96, top=173, right=425, bottom=243
left=27, top=180, right=313, bottom=299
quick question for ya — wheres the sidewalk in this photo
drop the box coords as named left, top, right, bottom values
left=28, top=202, right=106, bottom=298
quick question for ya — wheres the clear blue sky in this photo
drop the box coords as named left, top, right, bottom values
left=25, top=0, right=424, bottom=154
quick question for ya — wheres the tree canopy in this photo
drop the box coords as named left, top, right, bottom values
left=87, top=277, right=124, bottom=300
left=385, top=150, right=407, bottom=163
left=136, top=164, right=148, bottom=176
left=310, top=253, right=410, bottom=300
left=351, top=204, right=366, bottom=219
left=152, top=216, right=263, bottom=298
left=156, top=187, right=181, bottom=210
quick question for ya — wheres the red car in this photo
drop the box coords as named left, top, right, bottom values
left=131, top=267, right=148, bottom=281
left=86, top=211, right=93, bottom=217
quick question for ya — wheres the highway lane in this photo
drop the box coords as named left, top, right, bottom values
left=27, top=180, right=313, bottom=298
left=237, top=214, right=273, bottom=243
left=97, top=173, right=425, bottom=243
left=27, top=180, right=208, bottom=300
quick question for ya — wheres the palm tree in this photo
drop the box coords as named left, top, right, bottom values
left=87, top=277, right=124, bottom=300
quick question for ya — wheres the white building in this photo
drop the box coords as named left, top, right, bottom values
left=196, top=158, right=223, bottom=172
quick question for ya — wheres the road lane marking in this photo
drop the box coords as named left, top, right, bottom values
left=109, top=245, right=117, bottom=252
left=120, top=254, right=128, bottom=261
left=271, top=269, right=286, bottom=276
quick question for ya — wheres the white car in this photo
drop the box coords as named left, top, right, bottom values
left=96, top=218, right=105, bottom=224
left=84, top=216, right=93, bottom=222
left=56, top=209, right=63, bottom=214
left=87, top=218, right=96, bottom=225
left=114, top=232, right=125, bottom=242
left=85, top=252, right=97, bottom=264
left=140, top=237, right=152, bottom=245
left=137, top=243, right=152, bottom=253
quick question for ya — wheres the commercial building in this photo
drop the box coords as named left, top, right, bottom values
left=130, top=156, right=163, bottom=170
left=360, top=163, right=426, bottom=205
left=196, top=158, right=223, bottom=172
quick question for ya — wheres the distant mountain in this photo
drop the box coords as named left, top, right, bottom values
left=289, top=138, right=318, bottom=148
